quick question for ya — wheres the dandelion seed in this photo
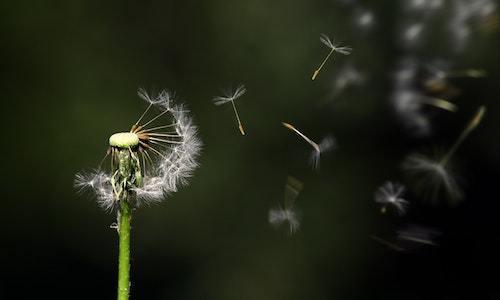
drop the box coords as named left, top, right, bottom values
left=392, top=88, right=458, bottom=136
left=213, top=85, right=247, bottom=135
left=282, top=122, right=336, bottom=169
left=424, top=64, right=487, bottom=93
left=397, top=224, right=440, bottom=246
left=312, top=34, right=352, bottom=80
left=403, top=106, right=486, bottom=204
left=269, top=176, right=303, bottom=235
left=329, top=63, right=366, bottom=98
left=391, top=59, right=460, bottom=136
left=374, top=181, right=409, bottom=216
left=419, top=96, right=458, bottom=112
left=370, top=235, right=405, bottom=252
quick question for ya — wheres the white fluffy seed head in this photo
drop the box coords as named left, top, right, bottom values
left=76, top=89, right=202, bottom=211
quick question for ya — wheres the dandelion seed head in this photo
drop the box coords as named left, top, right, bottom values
left=76, top=89, right=202, bottom=210
left=374, top=181, right=409, bottom=216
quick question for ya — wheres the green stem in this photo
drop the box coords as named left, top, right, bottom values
left=117, top=200, right=132, bottom=300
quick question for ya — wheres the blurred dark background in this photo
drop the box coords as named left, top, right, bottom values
left=1, top=0, right=500, bottom=299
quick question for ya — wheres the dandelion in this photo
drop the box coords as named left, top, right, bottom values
left=75, top=88, right=201, bottom=300
left=374, top=181, right=409, bottom=216
left=269, top=176, right=303, bottom=235
left=312, top=34, right=352, bottom=80
left=403, top=106, right=486, bottom=204
left=282, top=122, right=336, bottom=169
left=213, top=84, right=247, bottom=135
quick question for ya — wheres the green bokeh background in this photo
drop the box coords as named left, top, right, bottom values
left=2, top=1, right=500, bottom=299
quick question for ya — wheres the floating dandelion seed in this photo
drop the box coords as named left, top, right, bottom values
left=328, top=63, right=366, bottom=99
left=397, top=224, right=440, bottom=247
left=213, top=84, right=247, bottom=135
left=374, top=181, right=409, bottom=216
left=392, top=88, right=458, bottom=136
left=420, top=97, right=458, bottom=112
left=370, top=235, right=405, bottom=252
left=282, top=122, right=336, bottom=169
left=269, top=176, right=303, bottom=235
left=312, top=34, right=352, bottom=80
left=403, top=106, right=486, bottom=204
left=391, top=58, right=460, bottom=136
left=75, top=89, right=201, bottom=300
left=425, top=64, right=487, bottom=93
left=371, top=225, right=440, bottom=252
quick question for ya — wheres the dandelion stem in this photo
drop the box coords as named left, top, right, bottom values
left=117, top=197, right=132, bottom=300
left=312, top=49, right=334, bottom=80
left=231, top=100, right=245, bottom=135
left=440, top=106, right=486, bottom=166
